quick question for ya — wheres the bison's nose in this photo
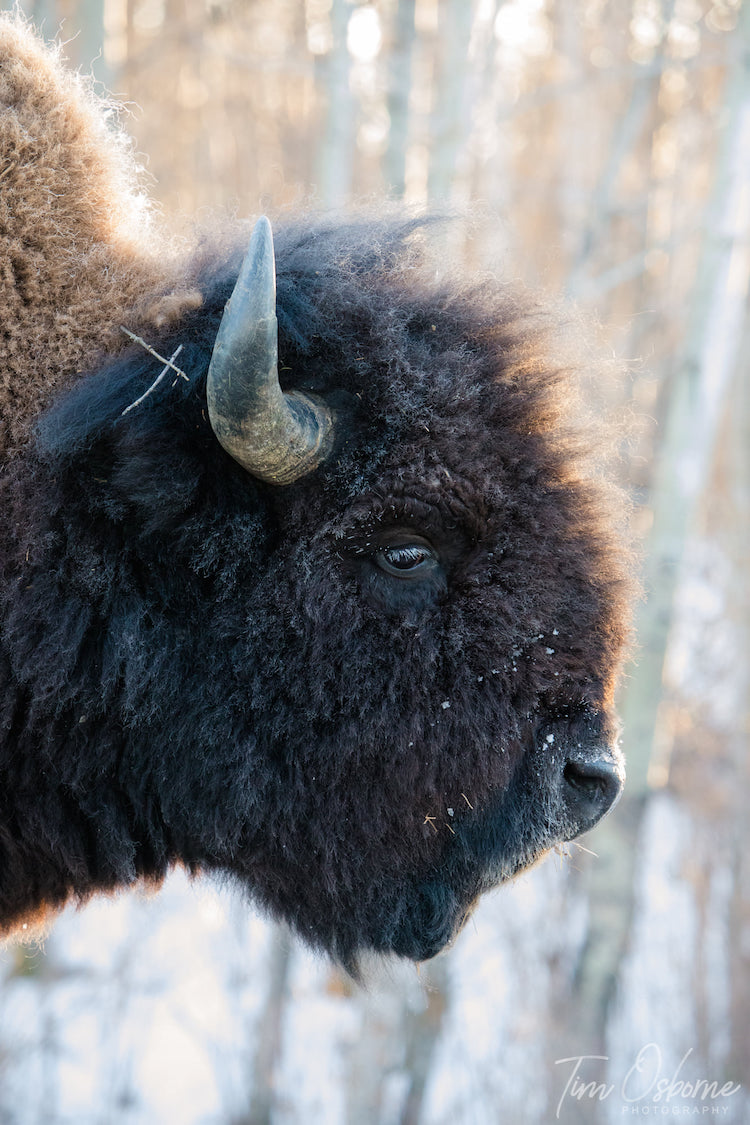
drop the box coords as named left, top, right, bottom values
left=562, top=753, right=624, bottom=836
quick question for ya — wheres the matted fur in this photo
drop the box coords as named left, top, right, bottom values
left=0, top=16, right=634, bottom=968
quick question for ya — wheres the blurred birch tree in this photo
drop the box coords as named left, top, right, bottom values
left=1, top=1, right=748, bottom=1122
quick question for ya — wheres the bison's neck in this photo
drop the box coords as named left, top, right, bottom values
left=0, top=688, right=177, bottom=938
left=0, top=785, right=177, bottom=942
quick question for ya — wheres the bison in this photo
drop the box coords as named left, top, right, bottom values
left=0, top=16, right=632, bottom=969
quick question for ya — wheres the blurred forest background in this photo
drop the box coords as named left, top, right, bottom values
left=0, top=0, right=748, bottom=1122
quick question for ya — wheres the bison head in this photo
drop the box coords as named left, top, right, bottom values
left=0, top=216, right=632, bottom=968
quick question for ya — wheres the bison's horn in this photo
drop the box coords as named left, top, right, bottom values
left=206, top=216, right=335, bottom=484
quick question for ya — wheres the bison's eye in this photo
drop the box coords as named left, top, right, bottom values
left=375, top=537, right=438, bottom=579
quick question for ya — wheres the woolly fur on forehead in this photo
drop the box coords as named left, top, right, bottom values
left=0, top=7, right=619, bottom=502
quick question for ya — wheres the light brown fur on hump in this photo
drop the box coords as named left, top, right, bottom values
left=0, top=14, right=202, bottom=459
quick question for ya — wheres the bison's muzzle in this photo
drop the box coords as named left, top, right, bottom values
left=387, top=714, right=625, bottom=962
left=561, top=748, right=624, bottom=835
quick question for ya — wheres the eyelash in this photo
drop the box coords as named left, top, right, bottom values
left=374, top=540, right=439, bottom=579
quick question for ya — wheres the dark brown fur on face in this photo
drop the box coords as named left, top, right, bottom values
left=0, top=15, right=633, bottom=968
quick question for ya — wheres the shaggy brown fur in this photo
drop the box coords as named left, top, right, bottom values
left=0, top=16, right=634, bottom=967
left=0, top=13, right=200, bottom=457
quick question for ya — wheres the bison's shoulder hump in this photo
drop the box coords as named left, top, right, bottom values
left=0, top=14, right=197, bottom=458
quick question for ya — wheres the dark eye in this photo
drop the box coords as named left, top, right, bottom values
left=375, top=539, right=438, bottom=579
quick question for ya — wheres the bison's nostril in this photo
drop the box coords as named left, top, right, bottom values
left=562, top=755, right=623, bottom=834
left=564, top=758, right=616, bottom=797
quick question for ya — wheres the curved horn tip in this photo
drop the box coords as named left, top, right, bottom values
left=248, top=215, right=274, bottom=274
left=229, top=216, right=276, bottom=321
left=253, top=214, right=273, bottom=238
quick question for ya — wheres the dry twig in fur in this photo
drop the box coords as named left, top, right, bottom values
left=120, top=341, right=186, bottom=415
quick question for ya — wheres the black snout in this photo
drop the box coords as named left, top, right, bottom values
left=562, top=753, right=623, bottom=837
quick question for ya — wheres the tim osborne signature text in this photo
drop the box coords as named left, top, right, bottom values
left=554, top=1044, right=741, bottom=1119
